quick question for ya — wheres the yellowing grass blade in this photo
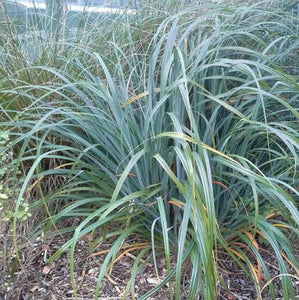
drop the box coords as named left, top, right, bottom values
left=272, top=223, right=291, bottom=229
left=114, top=244, right=151, bottom=263
left=27, top=162, right=74, bottom=196
left=121, top=88, right=161, bottom=108
left=168, top=199, right=184, bottom=208
left=242, top=231, right=263, bottom=283
left=157, top=131, right=239, bottom=163
left=281, top=250, right=299, bottom=277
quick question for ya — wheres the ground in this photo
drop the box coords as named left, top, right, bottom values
left=0, top=229, right=298, bottom=300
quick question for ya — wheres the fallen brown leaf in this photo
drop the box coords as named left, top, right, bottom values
left=42, top=265, right=51, bottom=275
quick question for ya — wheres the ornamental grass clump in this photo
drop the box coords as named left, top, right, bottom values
left=0, top=0, right=298, bottom=299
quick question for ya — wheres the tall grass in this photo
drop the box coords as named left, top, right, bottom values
left=1, top=0, right=298, bottom=299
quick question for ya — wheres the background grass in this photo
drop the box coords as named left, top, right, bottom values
left=0, top=0, right=298, bottom=299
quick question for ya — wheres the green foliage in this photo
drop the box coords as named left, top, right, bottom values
left=0, top=0, right=298, bottom=299
left=0, top=132, right=30, bottom=222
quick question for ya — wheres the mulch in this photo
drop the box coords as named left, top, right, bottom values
left=0, top=230, right=298, bottom=300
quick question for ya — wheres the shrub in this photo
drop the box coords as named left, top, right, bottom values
left=1, top=0, right=298, bottom=299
